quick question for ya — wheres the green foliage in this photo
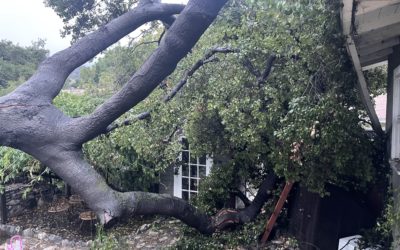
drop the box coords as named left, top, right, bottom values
left=0, top=147, right=40, bottom=192
left=90, top=225, right=120, bottom=250
left=173, top=211, right=299, bottom=249
left=0, top=39, right=48, bottom=95
left=53, top=92, right=104, bottom=117
left=64, top=0, right=387, bottom=204
left=44, top=0, right=146, bottom=41
left=358, top=181, right=400, bottom=249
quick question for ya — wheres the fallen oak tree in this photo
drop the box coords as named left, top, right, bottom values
left=0, top=0, right=278, bottom=234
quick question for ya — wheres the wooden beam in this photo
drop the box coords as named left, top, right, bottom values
left=360, top=47, right=393, bottom=65
left=355, top=3, right=400, bottom=35
left=341, top=0, right=384, bottom=135
left=0, top=192, right=7, bottom=224
left=346, top=36, right=384, bottom=134
left=355, top=22, right=400, bottom=45
left=362, top=61, right=388, bottom=71
left=260, top=181, right=294, bottom=246
left=361, top=56, right=389, bottom=68
left=340, top=0, right=354, bottom=35
left=358, top=37, right=400, bottom=56
left=356, top=0, right=400, bottom=14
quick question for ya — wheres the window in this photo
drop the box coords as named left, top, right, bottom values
left=173, top=138, right=212, bottom=200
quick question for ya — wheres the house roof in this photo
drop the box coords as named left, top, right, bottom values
left=340, top=0, right=400, bottom=135
left=352, top=0, right=400, bottom=68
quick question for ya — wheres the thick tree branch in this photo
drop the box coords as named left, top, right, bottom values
left=73, top=1, right=230, bottom=142
left=232, top=189, right=252, bottom=207
left=258, top=54, right=276, bottom=85
left=14, top=3, right=185, bottom=101
left=242, top=58, right=261, bottom=78
left=213, top=173, right=277, bottom=230
left=123, top=172, right=277, bottom=234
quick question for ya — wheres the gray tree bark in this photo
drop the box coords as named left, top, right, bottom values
left=0, top=0, right=275, bottom=234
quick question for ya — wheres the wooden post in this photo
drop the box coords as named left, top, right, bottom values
left=0, top=189, right=7, bottom=224
left=260, top=181, right=294, bottom=246
left=64, top=183, right=71, bottom=197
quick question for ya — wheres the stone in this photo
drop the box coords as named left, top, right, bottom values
left=47, top=234, right=62, bottom=243
left=61, top=239, right=74, bottom=247
left=136, top=242, right=146, bottom=248
left=170, top=237, right=179, bottom=245
left=7, top=199, right=20, bottom=206
left=137, top=223, right=151, bottom=233
left=159, top=236, right=168, bottom=242
left=22, top=228, right=35, bottom=237
left=37, top=232, right=47, bottom=240
left=43, top=246, right=58, bottom=250
left=148, top=230, right=158, bottom=236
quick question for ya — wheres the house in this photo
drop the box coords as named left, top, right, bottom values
left=279, top=2, right=400, bottom=249
left=159, top=138, right=212, bottom=200
left=341, top=0, right=400, bottom=247
left=164, top=1, right=400, bottom=248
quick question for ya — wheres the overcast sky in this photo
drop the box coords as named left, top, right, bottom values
left=0, top=0, right=187, bottom=54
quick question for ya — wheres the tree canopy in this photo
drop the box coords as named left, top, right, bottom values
left=0, top=0, right=390, bottom=247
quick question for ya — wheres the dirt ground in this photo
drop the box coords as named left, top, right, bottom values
left=7, top=196, right=160, bottom=241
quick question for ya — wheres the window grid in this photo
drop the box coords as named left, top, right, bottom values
left=181, top=143, right=208, bottom=200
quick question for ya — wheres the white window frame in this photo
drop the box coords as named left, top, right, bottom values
left=173, top=139, right=212, bottom=200
left=391, top=65, right=400, bottom=161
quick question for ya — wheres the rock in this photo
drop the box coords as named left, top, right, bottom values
left=137, top=223, right=151, bottom=233
left=7, top=199, right=20, bottom=206
left=170, top=237, right=179, bottom=245
left=37, top=232, right=47, bottom=240
left=47, top=234, right=62, bottom=243
left=61, top=239, right=74, bottom=247
left=22, top=228, right=35, bottom=237
left=148, top=230, right=158, bottom=236
left=43, top=246, right=58, bottom=250
left=159, top=236, right=168, bottom=242
left=136, top=242, right=146, bottom=248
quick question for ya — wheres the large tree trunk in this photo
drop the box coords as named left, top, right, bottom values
left=0, top=0, right=274, bottom=234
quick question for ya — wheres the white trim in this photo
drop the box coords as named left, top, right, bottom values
left=391, top=65, right=400, bottom=160
left=173, top=139, right=212, bottom=200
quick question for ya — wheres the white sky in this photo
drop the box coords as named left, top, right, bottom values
left=0, top=0, right=188, bottom=54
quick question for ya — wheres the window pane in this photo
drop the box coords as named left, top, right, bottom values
left=190, top=179, right=198, bottom=191
left=199, top=166, right=206, bottom=178
left=190, top=154, right=197, bottom=164
left=190, top=165, right=197, bottom=177
left=182, top=191, right=189, bottom=200
left=182, top=138, right=189, bottom=150
left=182, top=164, right=189, bottom=176
left=182, top=151, right=189, bottom=164
left=190, top=192, right=197, bottom=199
left=182, top=177, right=189, bottom=190
left=199, top=155, right=206, bottom=165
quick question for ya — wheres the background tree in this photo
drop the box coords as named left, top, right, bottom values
left=0, top=40, right=48, bottom=95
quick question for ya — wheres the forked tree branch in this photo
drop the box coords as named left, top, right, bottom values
left=14, top=2, right=185, bottom=101
left=71, top=1, right=229, bottom=143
